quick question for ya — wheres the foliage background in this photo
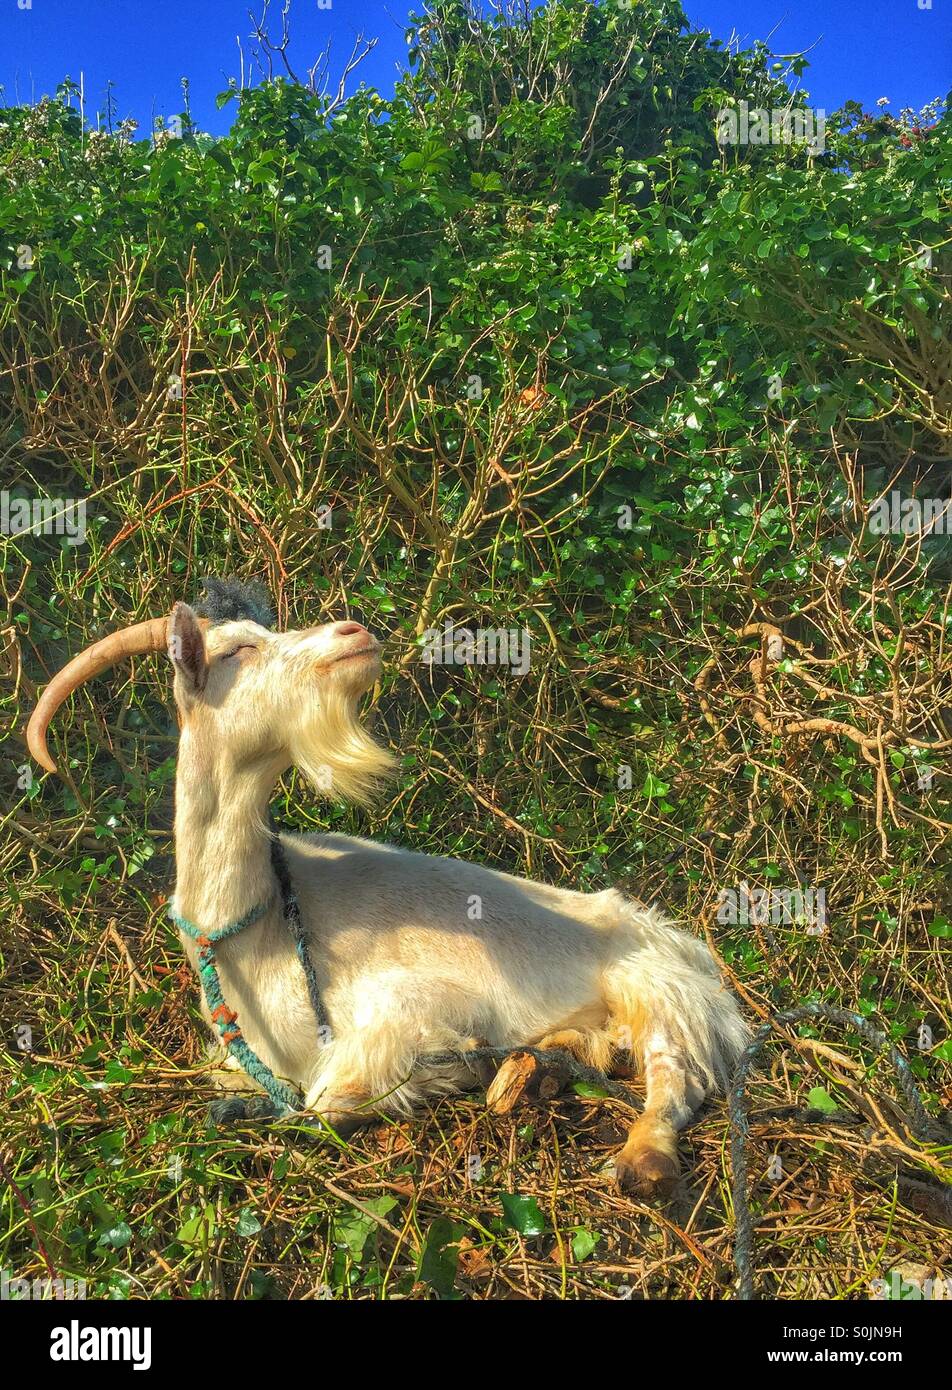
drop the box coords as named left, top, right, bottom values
left=0, top=0, right=949, bottom=1299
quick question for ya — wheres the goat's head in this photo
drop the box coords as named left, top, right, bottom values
left=26, top=583, right=397, bottom=805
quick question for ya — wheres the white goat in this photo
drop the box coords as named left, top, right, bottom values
left=27, top=592, right=748, bottom=1199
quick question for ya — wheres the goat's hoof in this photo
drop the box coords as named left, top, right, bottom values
left=614, top=1147, right=679, bottom=1202
left=207, top=1095, right=279, bottom=1126
left=485, top=1051, right=571, bottom=1114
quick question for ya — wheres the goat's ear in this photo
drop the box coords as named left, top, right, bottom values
left=167, top=602, right=208, bottom=698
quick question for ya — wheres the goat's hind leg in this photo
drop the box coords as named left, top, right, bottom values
left=602, top=903, right=749, bottom=1200
left=614, top=1033, right=706, bottom=1200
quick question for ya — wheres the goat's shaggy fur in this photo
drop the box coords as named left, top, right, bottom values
left=194, top=576, right=276, bottom=630
left=159, top=591, right=749, bottom=1198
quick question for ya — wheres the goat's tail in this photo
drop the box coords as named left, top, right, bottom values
left=602, top=899, right=750, bottom=1093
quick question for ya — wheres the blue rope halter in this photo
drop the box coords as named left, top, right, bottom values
left=168, top=832, right=320, bottom=1118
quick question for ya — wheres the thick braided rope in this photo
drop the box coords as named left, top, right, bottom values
left=730, top=1001, right=945, bottom=1301
left=168, top=895, right=302, bottom=1117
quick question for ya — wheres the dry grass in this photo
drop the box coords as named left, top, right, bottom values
left=2, top=816, right=949, bottom=1300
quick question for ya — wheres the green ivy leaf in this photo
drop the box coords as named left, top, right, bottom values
left=500, top=1193, right=547, bottom=1237
left=236, top=1208, right=263, bottom=1238
left=807, top=1086, right=839, bottom=1114
left=417, top=1216, right=465, bottom=1297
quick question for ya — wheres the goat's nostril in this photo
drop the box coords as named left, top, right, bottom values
left=333, top=621, right=367, bottom=638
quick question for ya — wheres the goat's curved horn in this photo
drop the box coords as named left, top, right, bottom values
left=26, top=616, right=175, bottom=775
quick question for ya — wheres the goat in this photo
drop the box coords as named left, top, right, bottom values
left=26, top=583, right=749, bottom=1199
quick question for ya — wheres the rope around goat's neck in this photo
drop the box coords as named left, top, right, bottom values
left=168, top=886, right=303, bottom=1118
left=269, top=831, right=331, bottom=1034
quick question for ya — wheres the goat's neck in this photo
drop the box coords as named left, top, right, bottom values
left=172, top=732, right=280, bottom=930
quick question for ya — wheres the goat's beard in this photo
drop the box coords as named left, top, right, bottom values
left=291, top=686, right=398, bottom=807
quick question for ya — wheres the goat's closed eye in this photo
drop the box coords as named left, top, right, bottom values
left=222, top=645, right=257, bottom=661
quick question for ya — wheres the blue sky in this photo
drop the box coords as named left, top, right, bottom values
left=0, top=1, right=948, bottom=135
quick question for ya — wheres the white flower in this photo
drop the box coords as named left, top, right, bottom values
left=877, top=97, right=890, bottom=107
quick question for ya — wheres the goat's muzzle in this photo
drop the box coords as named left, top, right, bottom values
left=25, top=615, right=201, bottom=775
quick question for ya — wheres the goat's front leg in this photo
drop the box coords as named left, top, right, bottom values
left=614, top=1033, right=706, bottom=1201
left=303, top=1070, right=373, bottom=1135
left=304, top=1042, right=490, bottom=1134
left=205, top=1046, right=287, bottom=1125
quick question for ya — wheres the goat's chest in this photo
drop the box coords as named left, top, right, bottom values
left=178, top=919, right=322, bottom=1080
